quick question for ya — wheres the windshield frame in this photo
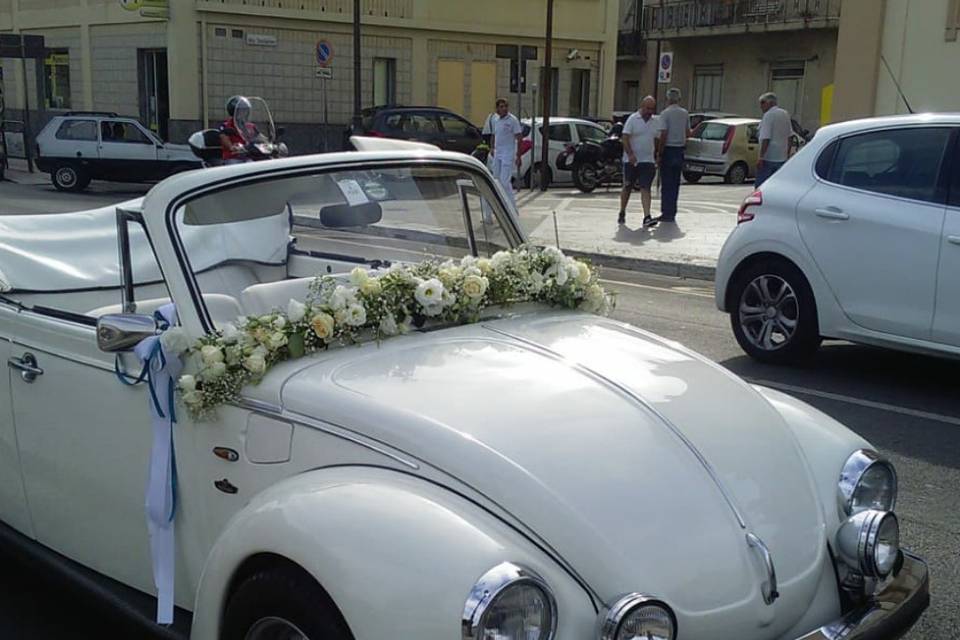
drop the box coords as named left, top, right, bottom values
left=164, top=156, right=526, bottom=334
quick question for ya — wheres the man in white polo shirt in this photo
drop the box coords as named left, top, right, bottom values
left=756, top=92, right=792, bottom=187
left=619, top=95, right=662, bottom=227
left=482, top=98, right=523, bottom=209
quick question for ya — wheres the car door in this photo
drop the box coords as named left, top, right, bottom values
left=533, top=123, right=573, bottom=180
left=0, top=321, right=32, bottom=535
left=932, top=130, right=960, bottom=346
left=573, top=123, right=608, bottom=183
left=796, top=126, right=953, bottom=340
left=438, top=113, right=482, bottom=154
left=49, top=118, right=100, bottom=168
left=401, top=112, right=442, bottom=147
left=99, top=118, right=160, bottom=181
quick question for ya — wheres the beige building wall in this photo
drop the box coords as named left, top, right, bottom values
left=831, top=0, right=885, bottom=122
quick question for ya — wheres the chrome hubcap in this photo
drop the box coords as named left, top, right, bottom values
left=244, top=617, right=311, bottom=640
left=56, top=168, right=76, bottom=186
left=738, top=275, right=799, bottom=351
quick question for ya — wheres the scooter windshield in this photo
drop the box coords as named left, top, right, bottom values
left=233, top=96, right=276, bottom=144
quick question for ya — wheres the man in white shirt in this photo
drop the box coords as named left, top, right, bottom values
left=756, top=92, right=792, bottom=187
left=619, top=95, right=662, bottom=227
left=657, top=88, right=691, bottom=222
left=482, top=98, right=523, bottom=209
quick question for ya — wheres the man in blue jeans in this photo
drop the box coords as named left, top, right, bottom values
left=657, top=88, right=690, bottom=223
left=755, top=92, right=792, bottom=187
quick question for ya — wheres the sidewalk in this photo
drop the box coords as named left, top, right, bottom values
left=515, top=183, right=748, bottom=281
left=2, top=158, right=49, bottom=186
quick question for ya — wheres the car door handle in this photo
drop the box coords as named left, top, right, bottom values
left=8, top=352, right=43, bottom=383
left=815, top=207, right=849, bottom=221
left=948, top=235, right=960, bottom=246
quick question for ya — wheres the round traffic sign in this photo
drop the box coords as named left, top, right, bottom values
left=316, top=40, right=334, bottom=67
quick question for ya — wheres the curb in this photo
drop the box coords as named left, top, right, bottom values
left=561, top=248, right=716, bottom=282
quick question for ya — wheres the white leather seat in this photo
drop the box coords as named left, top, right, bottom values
left=240, top=278, right=315, bottom=317
left=87, top=293, right=243, bottom=327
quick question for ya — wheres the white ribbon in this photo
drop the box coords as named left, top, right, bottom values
left=122, top=303, right=182, bottom=625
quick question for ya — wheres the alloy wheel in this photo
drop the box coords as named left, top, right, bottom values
left=738, top=274, right=799, bottom=351
left=244, top=616, right=311, bottom=640
left=578, top=165, right=598, bottom=189
left=55, top=167, right=77, bottom=188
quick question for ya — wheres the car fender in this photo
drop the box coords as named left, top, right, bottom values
left=190, top=465, right=596, bottom=640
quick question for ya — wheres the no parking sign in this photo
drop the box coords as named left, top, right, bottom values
left=658, top=52, right=673, bottom=84
left=316, top=40, right=334, bottom=67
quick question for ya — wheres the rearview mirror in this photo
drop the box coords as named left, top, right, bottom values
left=97, top=313, right=159, bottom=352
left=319, top=201, right=383, bottom=228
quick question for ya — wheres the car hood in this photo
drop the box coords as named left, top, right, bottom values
left=277, top=312, right=828, bottom=637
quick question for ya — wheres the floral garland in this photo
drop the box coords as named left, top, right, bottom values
left=176, top=245, right=614, bottom=417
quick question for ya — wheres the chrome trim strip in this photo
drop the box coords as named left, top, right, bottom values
left=484, top=325, right=748, bottom=529
left=746, top=532, right=780, bottom=605
left=461, top=561, right=558, bottom=640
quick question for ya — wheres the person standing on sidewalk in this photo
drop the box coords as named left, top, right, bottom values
left=657, top=88, right=690, bottom=223
left=619, top=96, right=662, bottom=228
left=482, top=98, right=523, bottom=209
left=755, top=92, right=792, bottom=187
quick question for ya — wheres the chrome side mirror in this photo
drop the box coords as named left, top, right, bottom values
left=97, top=313, right=159, bottom=352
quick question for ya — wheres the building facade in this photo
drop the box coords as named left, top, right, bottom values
left=619, top=0, right=841, bottom=132
left=833, top=0, right=960, bottom=121
left=0, top=0, right=620, bottom=152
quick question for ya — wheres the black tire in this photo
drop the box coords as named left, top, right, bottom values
left=524, top=164, right=553, bottom=189
left=572, top=163, right=599, bottom=193
left=725, top=162, right=748, bottom=185
left=683, top=171, right=702, bottom=184
left=52, top=164, right=90, bottom=192
left=222, top=566, right=353, bottom=640
left=729, top=259, right=821, bottom=364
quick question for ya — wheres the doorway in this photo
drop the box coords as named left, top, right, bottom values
left=138, top=49, right=168, bottom=140
left=770, top=62, right=805, bottom=121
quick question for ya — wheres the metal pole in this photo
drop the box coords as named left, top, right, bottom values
left=19, top=37, right=34, bottom=173
left=652, top=38, right=662, bottom=106
left=539, top=0, right=554, bottom=192
left=352, top=0, right=362, bottom=128
left=322, top=80, right=329, bottom=152
left=530, top=83, right=538, bottom=192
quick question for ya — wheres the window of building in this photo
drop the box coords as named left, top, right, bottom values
left=948, top=0, right=960, bottom=41
left=692, top=65, right=723, bottom=111
left=231, top=29, right=244, bottom=39
left=214, top=27, right=227, bottom=38
left=770, top=62, right=805, bottom=120
left=55, top=119, right=97, bottom=141
left=623, top=81, right=639, bottom=110
left=373, top=58, right=397, bottom=106
left=44, top=49, right=71, bottom=110
left=826, top=127, right=953, bottom=204
left=569, top=69, right=591, bottom=117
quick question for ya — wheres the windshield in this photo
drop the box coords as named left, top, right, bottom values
left=233, top=96, right=276, bottom=143
left=174, top=163, right=519, bottom=325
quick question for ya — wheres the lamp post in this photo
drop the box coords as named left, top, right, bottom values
left=539, top=0, right=554, bottom=191
left=353, top=0, right=362, bottom=128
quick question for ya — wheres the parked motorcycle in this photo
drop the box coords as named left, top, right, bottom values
left=188, top=96, right=288, bottom=166
left=557, top=122, right=624, bottom=193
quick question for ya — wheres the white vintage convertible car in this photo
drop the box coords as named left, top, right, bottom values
left=0, top=144, right=928, bottom=640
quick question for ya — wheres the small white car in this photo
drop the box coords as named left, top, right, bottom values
left=35, top=112, right=200, bottom=192
left=716, top=113, right=960, bottom=363
left=0, top=144, right=928, bottom=639
left=519, top=117, right=609, bottom=186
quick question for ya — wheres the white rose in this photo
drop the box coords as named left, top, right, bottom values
left=477, top=258, right=493, bottom=275
left=462, top=274, right=489, bottom=300
left=491, top=251, right=512, bottom=269
left=350, top=266, right=370, bottom=286
left=575, top=261, right=592, bottom=285
left=543, top=246, right=564, bottom=263
left=243, top=353, right=267, bottom=375
left=415, top=278, right=444, bottom=308
left=379, top=313, right=398, bottom=336
left=360, top=277, right=382, bottom=297
left=422, top=303, right=444, bottom=317
left=268, top=331, right=288, bottom=349
left=200, top=344, right=225, bottom=365
left=182, top=390, right=203, bottom=406
left=178, top=374, right=197, bottom=392
left=344, top=303, right=367, bottom=327
left=547, top=263, right=569, bottom=286
left=311, top=312, right=336, bottom=340
left=272, top=315, right=287, bottom=330
left=204, top=361, right=227, bottom=379
left=528, top=271, right=545, bottom=294
left=566, top=260, right=581, bottom=284
left=329, top=285, right=356, bottom=311
left=160, top=327, right=190, bottom=355
left=220, top=322, right=240, bottom=343
left=462, top=265, right=482, bottom=278
left=287, top=299, right=306, bottom=323
left=438, top=266, right=462, bottom=286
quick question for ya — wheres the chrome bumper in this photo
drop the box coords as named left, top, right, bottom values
left=797, top=551, right=929, bottom=640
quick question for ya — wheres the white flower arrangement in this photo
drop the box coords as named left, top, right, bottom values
left=178, top=245, right=614, bottom=417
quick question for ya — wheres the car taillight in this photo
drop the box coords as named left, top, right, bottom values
left=722, top=126, right=736, bottom=154
left=738, top=189, right=762, bottom=224
left=520, top=139, right=533, bottom=156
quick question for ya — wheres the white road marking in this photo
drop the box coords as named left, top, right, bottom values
left=749, top=379, right=960, bottom=427
left=600, top=277, right=715, bottom=298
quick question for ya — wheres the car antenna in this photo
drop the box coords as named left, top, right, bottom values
left=880, top=55, right=915, bottom=114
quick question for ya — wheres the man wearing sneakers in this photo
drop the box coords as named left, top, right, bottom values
left=619, top=95, right=662, bottom=227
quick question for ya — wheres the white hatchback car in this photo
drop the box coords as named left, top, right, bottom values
left=519, top=117, right=609, bottom=186
left=716, top=114, right=960, bottom=363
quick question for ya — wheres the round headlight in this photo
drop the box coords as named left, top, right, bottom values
left=838, top=449, right=897, bottom=517
left=601, top=595, right=677, bottom=640
left=462, top=562, right=557, bottom=640
left=835, top=509, right=900, bottom=578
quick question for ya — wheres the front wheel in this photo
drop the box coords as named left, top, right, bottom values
left=683, top=171, right=702, bottom=184
left=729, top=260, right=821, bottom=364
left=572, top=163, right=599, bottom=193
left=52, top=165, right=91, bottom=192
left=221, top=567, right=353, bottom=640
left=725, top=162, right=748, bottom=185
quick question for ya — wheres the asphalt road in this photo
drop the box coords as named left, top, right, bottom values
left=0, top=181, right=956, bottom=639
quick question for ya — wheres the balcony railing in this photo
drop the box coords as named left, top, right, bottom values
left=643, top=0, right=840, bottom=34
left=618, top=30, right=647, bottom=59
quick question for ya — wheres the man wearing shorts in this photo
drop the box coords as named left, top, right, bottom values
left=619, top=95, right=662, bottom=227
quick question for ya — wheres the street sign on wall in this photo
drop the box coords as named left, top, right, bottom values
left=316, top=67, right=333, bottom=80
left=316, top=40, right=334, bottom=68
left=658, top=51, right=673, bottom=84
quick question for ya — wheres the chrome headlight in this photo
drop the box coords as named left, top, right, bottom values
left=838, top=449, right=897, bottom=517
left=462, top=562, right=557, bottom=640
left=836, top=509, right=900, bottom=578
left=600, top=594, right=677, bottom=640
